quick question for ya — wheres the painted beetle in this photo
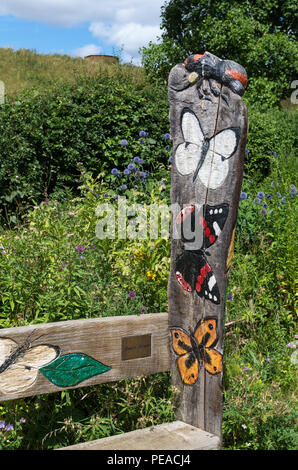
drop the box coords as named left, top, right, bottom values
left=184, top=52, right=248, bottom=104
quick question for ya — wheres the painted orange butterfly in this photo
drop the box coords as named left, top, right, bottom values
left=170, top=318, right=223, bottom=385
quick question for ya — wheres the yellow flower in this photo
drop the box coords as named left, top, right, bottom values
left=146, top=270, right=156, bottom=280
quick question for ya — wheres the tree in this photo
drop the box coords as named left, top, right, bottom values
left=141, top=0, right=298, bottom=105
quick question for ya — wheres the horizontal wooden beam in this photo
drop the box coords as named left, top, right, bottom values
left=0, top=313, right=170, bottom=402
left=60, top=420, right=220, bottom=450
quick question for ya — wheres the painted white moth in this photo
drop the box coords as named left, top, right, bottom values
left=0, top=331, right=60, bottom=394
left=175, top=108, right=240, bottom=189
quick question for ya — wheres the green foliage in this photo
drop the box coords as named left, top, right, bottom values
left=142, top=0, right=298, bottom=104
left=0, top=72, right=169, bottom=224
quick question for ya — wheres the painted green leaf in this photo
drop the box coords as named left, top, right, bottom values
left=39, top=353, right=111, bottom=387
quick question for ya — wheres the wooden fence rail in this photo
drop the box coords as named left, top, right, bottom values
left=0, top=313, right=169, bottom=402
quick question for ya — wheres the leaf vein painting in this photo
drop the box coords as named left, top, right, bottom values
left=39, top=353, right=111, bottom=388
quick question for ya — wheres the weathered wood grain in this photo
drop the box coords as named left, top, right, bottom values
left=60, top=420, right=220, bottom=450
left=0, top=313, right=170, bottom=402
left=168, top=53, right=248, bottom=440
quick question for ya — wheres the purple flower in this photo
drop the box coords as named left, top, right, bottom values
left=128, top=291, right=136, bottom=298
left=261, top=208, right=267, bottom=216
left=277, top=192, right=282, bottom=198
left=139, top=139, right=145, bottom=144
left=257, top=192, right=265, bottom=199
left=290, top=185, right=297, bottom=195
left=76, top=246, right=84, bottom=252
left=80, top=256, right=84, bottom=260
left=263, top=204, right=268, bottom=208
left=240, top=192, right=247, bottom=200
left=0, top=421, right=5, bottom=429
left=169, top=156, right=173, bottom=164
left=124, top=169, right=131, bottom=175
left=5, top=424, right=13, bottom=431
left=254, top=197, right=261, bottom=204
left=104, top=193, right=109, bottom=197
left=266, top=194, right=272, bottom=200
left=138, top=158, right=144, bottom=165
left=127, top=163, right=135, bottom=171
left=141, top=306, right=146, bottom=313
left=245, top=149, right=250, bottom=154
left=121, top=184, right=127, bottom=190
left=120, top=139, right=128, bottom=147
left=139, top=131, right=147, bottom=137
left=111, top=168, right=118, bottom=175
left=227, top=293, right=233, bottom=300
left=134, top=156, right=140, bottom=163
left=265, top=357, right=270, bottom=362
left=243, top=366, right=250, bottom=371
left=163, top=133, right=170, bottom=140
left=45, top=197, right=49, bottom=205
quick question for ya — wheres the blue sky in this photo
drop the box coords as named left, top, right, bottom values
left=0, top=1, right=165, bottom=64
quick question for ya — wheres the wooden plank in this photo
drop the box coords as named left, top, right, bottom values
left=60, top=420, right=220, bottom=450
left=168, top=52, right=248, bottom=439
left=0, top=313, right=170, bottom=402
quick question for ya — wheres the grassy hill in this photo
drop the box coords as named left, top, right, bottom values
left=0, top=47, right=144, bottom=95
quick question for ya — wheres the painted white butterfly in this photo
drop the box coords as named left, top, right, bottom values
left=175, top=108, right=241, bottom=189
left=0, top=331, right=60, bottom=394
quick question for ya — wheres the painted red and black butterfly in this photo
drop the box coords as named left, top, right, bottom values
left=175, top=203, right=229, bottom=304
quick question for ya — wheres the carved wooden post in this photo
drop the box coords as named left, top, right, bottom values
left=168, top=52, right=248, bottom=442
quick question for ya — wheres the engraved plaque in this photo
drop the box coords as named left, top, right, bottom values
left=121, top=334, right=151, bottom=361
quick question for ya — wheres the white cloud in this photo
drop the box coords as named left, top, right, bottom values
left=71, top=43, right=101, bottom=58
left=0, top=0, right=164, bottom=63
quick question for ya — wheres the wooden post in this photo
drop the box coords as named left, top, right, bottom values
left=167, top=52, right=248, bottom=442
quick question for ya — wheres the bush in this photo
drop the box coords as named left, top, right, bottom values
left=0, top=72, right=169, bottom=223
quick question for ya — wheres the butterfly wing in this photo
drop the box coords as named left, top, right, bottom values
left=193, top=319, right=223, bottom=375
left=193, top=318, right=218, bottom=349
left=175, top=251, right=201, bottom=294
left=194, top=255, right=220, bottom=304
left=0, top=344, right=59, bottom=394
left=201, top=203, right=229, bottom=249
left=201, top=348, right=223, bottom=375
left=175, top=109, right=205, bottom=176
left=197, top=127, right=240, bottom=189
left=0, top=338, right=18, bottom=367
left=170, top=328, right=199, bottom=385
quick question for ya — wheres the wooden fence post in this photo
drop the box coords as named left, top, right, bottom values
left=167, top=52, right=248, bottom=442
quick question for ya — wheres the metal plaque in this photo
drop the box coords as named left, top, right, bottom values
left=121, top=334, right=151, bottom=361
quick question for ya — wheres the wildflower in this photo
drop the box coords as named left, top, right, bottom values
left=68, top=211, right=75, bottom=216
left=266, top=194, right=272, bottom=200
left=254, top=197, right=261, bottom=204
left=124, top=169, right=131, bottom=175
left=121, top=184, right=127, bottom=190
left=240, top=192, right=247, bottom=200
left=281, top=197, right=287, bottom=203
left=111, top=168, right=118, bottom=175
left=76, top=179, right=81, bottom=183
left=227, top=293, right=233, bottom=300
left=141, top=306, right=146, bottom=313
left=277, top=192, right=282, bottom=198
left=120, top=139, right=128, bottom=146
left=245, top=149, right=250, bottom=154
left=5, top=424, right=13, bottom=431
left=290, top=185, right=297, bottom=195
left=241, top=424, right=247, bottom=429
left=163, top=133, right=170, bottom=140
left=263, top=204, right=268, bottom=208
left=1, top=250, right=6, bottom=255
left=134, top=156, right=140, bottom=163
left=127, top=163, right=135, bottom=171
left=75, top=246, right=84, bottom=252
left=128, top=291, right=136, bottom=298
left=138, top=158, right=144, bottom=165
left=169, top=156, right=173, bottom=164
left=0, top=421, right=5, bottom=429
left=20, top=418, right=26, bottom=424
left=265, top=357, right=270, bottom=362
left=270, top=181, right=275, bottom=187
left=139, top=131, right=147, bottom=137
left=67, top=233, right=74, bottom=237
left=165, top=145, right=170, bottom=151
left=45, top=198, right=49, bottom=205
left=140, top=139, right=145, bottom=144
left=114, top=195, right=118, bottom=200
left=104, top=193, right=109, bottom=197
left=257, top=192, right=265, bottom=199
left=80, top=256, right=84, bottom=260
left=260, top=208, right=267, bottom=216
left=243, top=366, right=250, bottom=371
left=146, top=270, right=157, bottom=280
